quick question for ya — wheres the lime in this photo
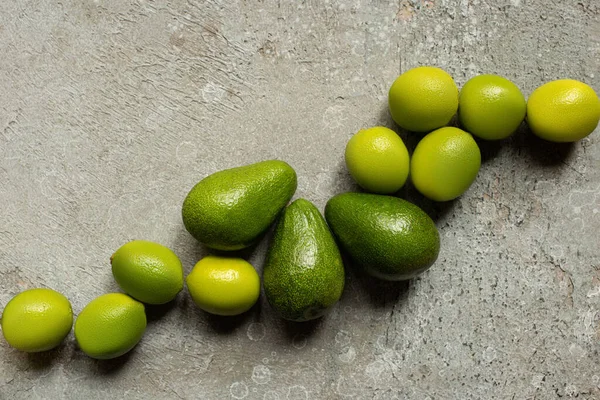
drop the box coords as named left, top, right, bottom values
left=458, top=74, right=526, bottom=140
left=1, top=288, right=72, bottom=352
left=411, top=127, right=481, bottom=201
left=388, top=66, right=458, bottom=132
left=186, top=255, right=260, bottom=316
left=344, top=126, right=410, bottom=194
left=527, top=79, right=600, bottom=142
left=74, top=293, right=146, bottom=359
left=111, top=240, right=184, bottom=305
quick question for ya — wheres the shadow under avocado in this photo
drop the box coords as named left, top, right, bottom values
left=211, top=218, right=281, bottom=264
left=341, top=253, right=410, bottom=309
left=175, top=207, right=285, bottom=268
left=281, top=318, right=323, bottom=341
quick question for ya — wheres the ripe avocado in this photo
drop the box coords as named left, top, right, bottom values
left=325, top=192, right=440, bottom=281
left=182, top=160, right=297, bottom=250
left=263, top=199, right=345, bottom=321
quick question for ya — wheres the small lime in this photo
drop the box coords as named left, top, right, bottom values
left=1, top=288, right=72, bottom=352
left=186, top=255, right=260, bottom=316
left=459, top=74, right=526, bottom=140
left=345, top=126, right=410, bottom=194
left=111, top=240, right=184, bottom=305
left=527, top=79, right=600, bottom=142
left=388, top=66, right=459, bottom=132
left=411, top=127, right=481, bottom=201
left=74, top=293, right=146, bottom=359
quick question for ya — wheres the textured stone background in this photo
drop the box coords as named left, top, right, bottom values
left=1, top=0, right=599, bottom=399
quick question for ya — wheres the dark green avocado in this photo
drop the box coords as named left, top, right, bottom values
left=325, top=192, right=440, bottom=281
left=263, top=198, right=345, bottom=321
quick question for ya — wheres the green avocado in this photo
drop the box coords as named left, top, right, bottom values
left=182, top=160, right=297, bottom=251
left=325, top=192, right=440, bottom=281
left=263, top=199, right=345, bottom=322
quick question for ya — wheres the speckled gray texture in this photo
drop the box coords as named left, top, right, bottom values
left=1, top=0, right=599, bottom=399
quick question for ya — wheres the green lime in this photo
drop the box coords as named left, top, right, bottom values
left=388, top=66, right=458, bottom=132
left=186, top=255, right=260, bottom=316
left=458, top=74, right=526, bottom=140
left=111, top=240, right=184, bottom=305
left=74, top=293, right=146, bottom=359
left=1, top=288, right=72, bottom=352
left=527, top=79, right=600, bottom=142
left=411, top=127, right=481, bottom=201
left=344, top=126, right=410, bottom=194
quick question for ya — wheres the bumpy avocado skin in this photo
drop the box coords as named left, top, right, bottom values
left=263, top=199, right=345, bottom=322
left=325, top=192, right=440, bottom=281
left=182, top=160, right=297, bottom=250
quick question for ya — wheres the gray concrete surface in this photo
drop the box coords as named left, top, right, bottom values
left=1, top=0, right=599, bottom=399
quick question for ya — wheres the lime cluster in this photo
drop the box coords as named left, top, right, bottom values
left=1, top=240, right=259, bottom=358
left=346, top=66, right=600, bottom=201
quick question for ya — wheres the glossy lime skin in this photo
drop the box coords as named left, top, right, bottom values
left=182, top=160, right=297, bottom=250
left=186, top=256, right=260, bottom=316
left=345, top=126, right=410, bottom=194
left=388, top=66, right=459, bottom=132
left=1, top=288, right=73, bottom=352
left=325, top=193, right=440, bottom=281
left=410, top=127, right=481, bottom=202
left=74, top=293, right=146, bottom=360
left=263, top=199, right=345, bottom=321
left=111, top=240, right=184, bottom=305
left=458, top=74, right=526, bottom=140
left=527, top=79, right=600, bottom=142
